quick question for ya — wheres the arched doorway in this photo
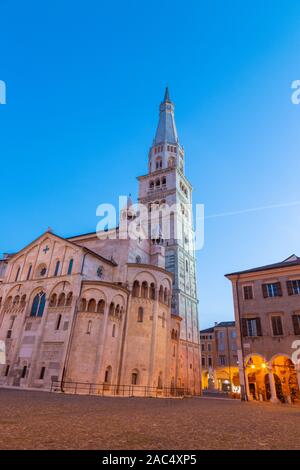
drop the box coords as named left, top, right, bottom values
left=245, top=354, right=268, bottom=401
left=271, top=356, right=300, bottom=403
left=274, top=373, right=284, bottom=403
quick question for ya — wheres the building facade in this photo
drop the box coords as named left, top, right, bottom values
left=226, top=255, right=300, bottom=403
left=0, top=90, right=201, bottom=395
left=200, top=322, right=239, bottom=393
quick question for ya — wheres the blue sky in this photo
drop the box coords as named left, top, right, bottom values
left=1, top=0, right=300, bottom=328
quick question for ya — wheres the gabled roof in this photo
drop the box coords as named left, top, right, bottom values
left=6, top=230, right=117, bottom=266
left=225, top=254, right=300, bottom=277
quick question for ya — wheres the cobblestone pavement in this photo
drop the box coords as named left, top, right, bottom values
left=1, top=389, right=300, bottom=450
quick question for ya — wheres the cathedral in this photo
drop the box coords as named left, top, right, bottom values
left=0, top=89, right=201, bottom=396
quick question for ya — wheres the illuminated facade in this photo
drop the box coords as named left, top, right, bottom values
left=226, top=255, right=300, bottom=403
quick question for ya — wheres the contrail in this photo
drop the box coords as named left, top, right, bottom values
left=204, top=200, right=300, bottom=220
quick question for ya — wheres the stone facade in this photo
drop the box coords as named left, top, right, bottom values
left=226, top=255, right=300, bottom=403
left=0, top=89, right=201, bottom=395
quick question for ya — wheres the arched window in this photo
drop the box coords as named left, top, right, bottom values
left=67, top=259, right=73, bottom=275
left=4, top=296, right=12, bottom=310
left=13, top=295, right=20, bottom=306
left=20, top=295, right=26, bottom=309
left=80, top=298, right=87, bottom=311
left=155, top=178, right=160, bottom=187
left=141, top=281, right=148, bottom=298
left=132, top=280, right=140, bottom=297
left=131, top=369, right=139, bottom=385
left=112, top=324, right=116, bottom=337
left=66, top=292, right=72, bottom=306
left=137, top=307, right=144, bottom=323
left=155, top=157, right=162, bottom=170
left=49, top=293, right=57, bottom=307
left=54, top=260, right=60, bottom=277
left=57, top=293, right=66, bottom=307
left=159, top=286, right=164, bottom=303
left=149, top=181, right=154, bottom=190
left=87, top=299, right=96, bottom=312
left=150, top=283, right=156, bottom=300
left=115, top=305, right=120, bottom=318
left=30, top=292, right=46, bottom=318
left=26, top=265, right=32, bottom=281
left=97, top=299, right=105, bottom=314
left=104, top=366, right=112, bottom=384
left=168, top=157, right=175, bottom=168
left=109, top=302, right=115, bottom=316
left=15, top=266, right=21, bottom=282
left=162, top=177, right=166, bottom=186
left=164, top=288, right=168, bottom=304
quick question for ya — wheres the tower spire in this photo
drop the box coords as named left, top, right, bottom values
left=154, top=87, right=178, bottom=145
left=164, top=86, right=170, bottom=102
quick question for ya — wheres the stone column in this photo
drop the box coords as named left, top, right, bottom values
left=268, top=370, right=279, bottom=403
left=244, top=371, right=252, bottom=400
left=296, top=367, right=300, bottom=392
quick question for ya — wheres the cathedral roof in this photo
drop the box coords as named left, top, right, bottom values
left=7, top=230, right=117, bottom=267
left=154, top=87, right=178, bottom=145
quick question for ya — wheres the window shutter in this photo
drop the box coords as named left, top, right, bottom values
left=292, top=315, right=300, bottom=335
left=277, top=282, right=283, bottom=297
left=241, top=318, right=248, bottom=337
left=278, top=317, right=283, bottom=336
left=262, top=284, right=268, bottom=298
left=271, top=316, right=277, bottom=335
left=256, top=318, right=262, bottom=336
left=287, top=281, right=293, bottom=296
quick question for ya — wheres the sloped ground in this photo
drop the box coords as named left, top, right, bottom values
left=0, top=388, right=299, bottom=450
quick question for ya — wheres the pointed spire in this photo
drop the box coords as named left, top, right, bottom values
left=164, top=86, right=170, bottom=103
left=154, top=88, right=178, bottom=145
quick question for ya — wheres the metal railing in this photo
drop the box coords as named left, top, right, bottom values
left=50, top=380, right=198, bottom=398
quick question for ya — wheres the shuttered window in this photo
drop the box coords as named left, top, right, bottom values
left=262, top=282, right=282, bottom=298
left=242, top=318, right=262, bottom=337
left=243, top=285, right=253, bottom=300
left=271, top=316, right=283, bottom=336
left=287, top=280, right=300, bottom=296
left=292, top=315, right=300, bottom=335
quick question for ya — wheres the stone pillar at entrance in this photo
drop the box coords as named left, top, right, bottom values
left=297, top=367, right=300, bottom=392
left=268, top=371, right=279, bottom=404
left=244, top=372, right=252, bottom=401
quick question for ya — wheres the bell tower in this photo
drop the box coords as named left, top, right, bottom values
left=138, top=88, right=201, bottom=394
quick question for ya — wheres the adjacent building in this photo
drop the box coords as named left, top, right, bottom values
left=226, top=255, right=300, bottom=403
left=0, top=89, right=201, bottom=396
left=200, top=321, right=239, bottom=393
